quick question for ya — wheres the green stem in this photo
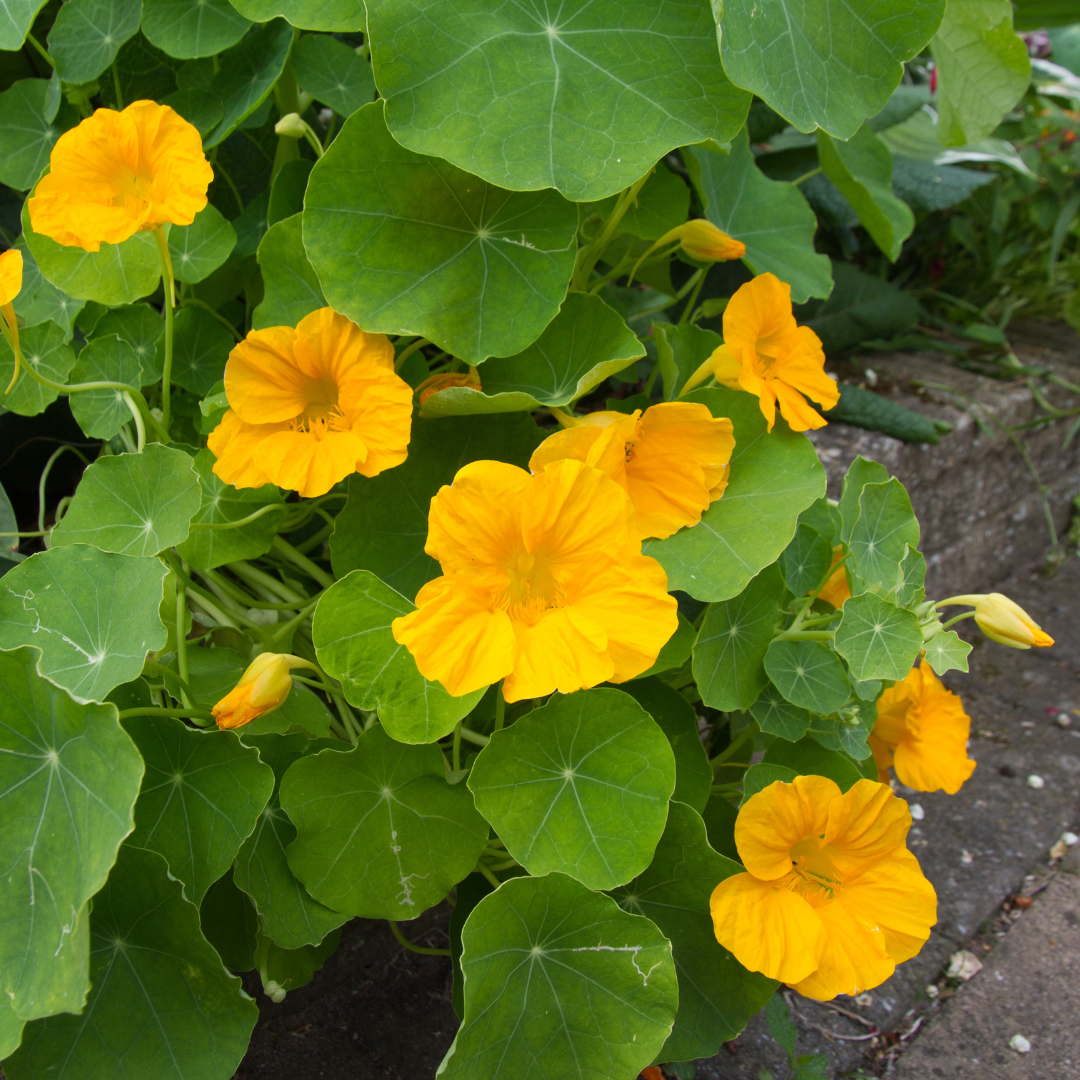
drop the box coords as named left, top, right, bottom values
left=175, top=571, right=191, bottom=707
left=475, top=862, right=501, bottom=889
left=122, top=392, right=146, bottom=451
left=941, top=611, right=977, bottom=630
left=773, top=629, right=836, bottom=641
left=154, top=227, right=176, bottom=430
left=493, top=684, right=506, bottom=732
left=38, top=445, right=89, bottom=534
left=111, top=61, right=124, bottom=109
left=117, top=707, right=215, bottom=723
left=268, top=597, right=320, bottom=644
left=452, top=721, right=462, bottom=772
left=180, top=298, right=242, bottom=341
left=573, top=169, right=653, bottom=289
left=459, top=726, right=490, bottom=748
left=271, top=49, right=301, bottom=180
left=677, top=268, right=706, bottom=325
left=230, top=560, right=308, bottom=603
left=387, top=920, right=450, bottom=957
left=394, top=337, right=429, bottom=371
left=792, top=167, right=822, bottom=186
left=189, top=504, right=286, bottom=531
left=25, top=32, right=54, bottom=68
left=710, top=725, right=755, bottom=769
left=272, top=535, right=335, bottom=589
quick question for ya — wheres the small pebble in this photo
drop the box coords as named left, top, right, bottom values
left=854, top=993, right=873, bottom=1007
left=926, top=984, right=939, bottom=998
left=909, top=803, right=925, bottom=821
left=1009, top=1034, right=1032, bottom=1054
left=1064, top=831, right=1079, bottom=846
left=961, top=849, right=973, bottom=865
left=1055, top=714, right=1073, bottom=729
left=1027, top=775, right=1045, bottom=789
left=946, top=950, right=983, bottom=981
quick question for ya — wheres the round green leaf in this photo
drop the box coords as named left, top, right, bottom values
left=923, top=629, right=972, bottom=676
left=420, top=292, right=643, bottom=417
left=280, top=725, right=489, bottom=919
left=160, top=86, right=225, bottom=138
left=838, top=455, right=890, bottom=544
left=47, top=0, right=142, bottom=84
left=12, top=240, right=85, bottom=342
left=160, top=305, right=234, bottom=394
left=123, top=716, right=274, bottom=904
left=635, top=610, right=697, bottom=680
left=0, top=648, right=143, bottom=1021
left=228, top=0, right=365, bottom=31
left=0, top=320, right=75, bottom=417
left=21, top=198, right=162, bottom=305
left=0, top=78, right=73, bottom=192
left=141, top=0, right=253, bottom=59
left=762, top=736, right=862, bottom=791
left=834, top=592, right=923, bottom=682
left=0, top=0, right=49, bottom=50
left=468, top=689, right=676, bottom=890
left=764, top=639, right=850, bottom=715
left=203, top=18, right=294, bottom=148
left=718, top=0, right=945, bottom=138
left=693, top=563, right=784, bottom=712
left=68, top=335, right=143, bottom=440
left=443, top=872, right=677, bottom=1079
left=613, top=802, right=777, bottom=1061
left=175, top=448, right=285, bottom=570
left=312, top=570, right=485, bottom=744
left=685, top=134, right=833, bottom=304
left=292, top=32, right=375, bottom=116
left=90, top=303, right=164, bottom=381
left=0, top=545, right=168, bottom=702
left=252, top=212, right=326, bottom=330
left=741, top=761, right=799, bottom=804
left=848, top=478, right=920, bottom=590
left=303, top=102, right=578, bottom=365
left=167, top=203, right=237, bottom=284
left=51, top=444, right=202, bottom=556
left=779, top=522, right=833, bottom=597
left=368, top=0, right=751, bottom=201
left=619, top=677, right=712, bottom=815
left=749, top=683, right=812, bottom=742
left=329, top=412, right=543, bottom=601
left=653, top=320, right=721, bottom=401
left=235, top=735, right=350, bottom=949
left=644, top=387, right=827, bottom=602
left=4, top=846, right=258, bottom=1080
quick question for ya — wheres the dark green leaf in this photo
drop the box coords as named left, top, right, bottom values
left=780, top=523, right=833, bottom=596
left=584, top=164, right=691, bottom=242
left=750, top=683, right=812, bottom=742
left=68, top=335, right=143, bottom=440
left=200, top=872, right=259, bottom=971
left=0, top=320, right=75, bottom=417
left=47, top=0, right=142, bottom=83
left=267, top=158, right=313, bottom=227
left=890, top=155, right=996, bottom=212
left=141, top=0, right=253, bottom=59
left=762, top=737, right=862, bottom=791
left=168, top=204, right=237, bottom=284
left=653, top=320, right=721, bottom=402
left=161, top=87, right=225, bottom=138
left=160, top=305, right=234, bottom=395
left=228, top=0, right=365, bottom=31
left=252, top=212, right=327, bottom=330
left=12, top=240, right=84, bottom=341
left=764, top=639, right=850, bottom=714
left=0, top=0, right=49, bottom=51
left=292, top=32, right=375, bottom=116
left=634, top=611, right=696, bottom=680
left=254, top=927, right=341, bottom=999
left=0, top=79, right=73, bottom=192
left=834, top=592, right=923, bottom=681
left=90, top=303, right=164, bottom=381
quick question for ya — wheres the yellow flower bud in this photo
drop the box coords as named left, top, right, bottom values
left=415, top=367, right=481, bottom=406
left=676, top=219, right=746, bottom=263
left=937, top=593, right=1054, bottom=650
left=212, top=652, right=314, bottom=730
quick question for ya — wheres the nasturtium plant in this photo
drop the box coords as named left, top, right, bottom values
left=0, top=4, right=1048, bottom=1077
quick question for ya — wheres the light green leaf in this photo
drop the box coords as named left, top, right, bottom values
left=252, top=212, right=327, bottom=330
left=420, top=293, right=642, bottom=417
left=838, top=455, right=890, bottom=544
left=204, top=19, right=294, bottom=148
left=313, top=570, right=484, bottom=745
left=848, top=478, right=921, bottom=590
left=693, top=563, right=784, bottom=712
left=764, top=639, right=850, bottom=714
left=685, top=134, right=833, bottom=303
left=168, top=204, right=237, bottom=284
left=90, top=303, right=164, bottom=381
left=644, top=387, right=826, bottom=602
left=329, top=412, right=542, bottom=601
left=718, top=0, right=946, bottom=138
left=763, top=736, right=862, bottom=791
left=896, top=545, right=927, bottom=607
left=267, top=158, right=312, bottom=228
left=468, top=689, right=675, bottom=890
left=280, top=725, right=489, bottom=919
left=21, top=199, right=162, bottom=305
left=229, top=0, right=364, bottom=31
left=810, top=709, right=874, bottom=761
left=304, top=103, right=578, bottom=364
left=931, top=0, right=1031, bottom=147
left=0, top=648, right=143, bottom=1021
left=742, top=762, right=798, bottom=803
left=443, top=872, right=677, bottom=1080
left=0, top=320, right=75, bottom=417
left=4, top=846, right=257, bottom=1080
left=235, top=735, right=350, bottom=949
left=619, top=678, right=711, bottom=815
left=612, top=802, right=777, bottom=1061
left=653, top=320, right=721, bottom=402
left=141, top=0, right=252, bottom=59
left=834, top=592, right=923, bottom=681
left=368, top=0, right=749, bottom=202
left=0, top=546, right=168, bottom=701
left=159, top=305, right=233, bottom=395
left=12, top=239, right=84, bottom=341
left=123, top=716, right=274, bottom=904
left=817, top=126, right=915, bottom=261
left=0, top=0, right=48, bottom=50
left=0, top=79, right=73, bottom=191
left=292, top=31, right=375, bottom=115
left=68, top=335, right=142, bottom=440
left=175, top=449, right=285, bottom=570
left=750, top=682, right=812, bottom=742
left=0, top=996, right=23, bottom=1058
left=923, top=629, right=972, bottom=675
left=47, top=0, right=142, bottom=83
left=51, top=444, right=202, bottom=556
left=780, top=522, right=833, bottom=596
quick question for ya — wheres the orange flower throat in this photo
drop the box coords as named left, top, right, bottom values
left=785, top=837, right=841, bottom=905
left=496, top=549, right=564, bottom=625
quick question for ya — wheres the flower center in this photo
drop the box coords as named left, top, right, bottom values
left=785, top=836, right=842, bottom=904
left=754, top=350, right=779, bottom=375
left=494, top=548, right=563, bottom=625
left=290, top=377, right=349, bottom=439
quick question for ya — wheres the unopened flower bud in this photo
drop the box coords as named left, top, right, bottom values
left=212, top=652, right=314, bottom=730
left=416, top=368, right=481, bottom=406
left=937, top=593, right=1054, bottom=650
left=274, top=111, right=306, bottom=139
left=676, top=219, right=747, bottom=263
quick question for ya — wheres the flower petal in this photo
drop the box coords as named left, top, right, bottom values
left=822, top=779, right=911, bottom=879
left=502, top=606, right=613, bottom=701
left=208, top=409, right=283, bottom=490
left=771, top=380, right=829, bottom=432
left=257, top=428, right=369, bottom=498
left=710, top=872, right=826, bottom=985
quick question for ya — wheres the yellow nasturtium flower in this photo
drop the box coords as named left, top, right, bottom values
left=710, top=775, right=936, bottom=1000
left=209, top=307, right=413, bottom=498
left=28, top=101, right=213, bottom=252
left=937, top=592, right=1054, bottom=650
left=0, top=248, right=23, bottom=393
left=529, top=403, right=735, bottom=540
left=213, top=653, right=315, bottom=730
left=392, top=458, right=679, bottom=702
left=683, top=272, right=840, bottom=432
left=870, top=664, right=976, bottom=794
left=630, top=219, right=746, bottom=281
